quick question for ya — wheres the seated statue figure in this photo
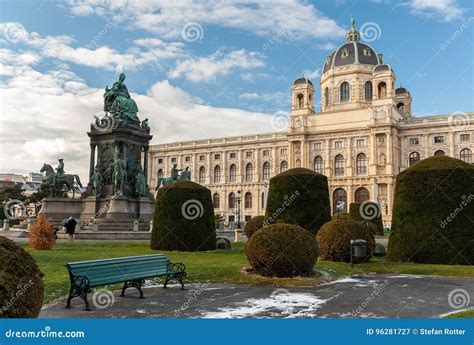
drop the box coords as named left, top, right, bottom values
left=104, top=73, right=139, bottom=120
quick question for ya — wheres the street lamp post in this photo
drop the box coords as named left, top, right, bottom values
left=235, top=190, right=241, bottom=229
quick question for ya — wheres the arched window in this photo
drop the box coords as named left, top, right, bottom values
left=460, top=148, right=472, bottom=163
left=355, top=187, right=370, bottom=202
left=229, top=164, right=237, bottom=182
left=356, top=153, right=368, bottom=175
left=324, top=87, right=329, bottom=107
left=378, top=81, right=387, bottom=98
left=334, top=154, right=345, bottom=176
left=213, top=165, right=221, bottom=183
left=397, top=102, right=405, bottom=112
left=409, top=152, right=420, bottom=167
left=340, top=82, right=350, bottom=102
left=333, top=188, right=347, bottom=213
left=212, top=193, right=220, bottom=209
left=434, top=150, right=445, bottom=157
left=262, top=162, right=270, bottom=181
left=245, top=163, right=253, bottom=182
left=364, top=81, right=372, bottom=101
left=244, top=192, right=252, bottom=209
left=157, top=169, right=163, bottom=179
left=261, top=192, right=266, bottom=208
left=297, top=93, right=304, bottom=109
left=314, top=156, right=324, bottom=174
left=228, top=192, right=235, bottom=209
left=280, top=160, right=288, bottom=173
left=198, top=166, right=206, bottom=183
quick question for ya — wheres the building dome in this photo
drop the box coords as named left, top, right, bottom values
left=322, top=18, right=382, bottom=73
left=374, top=64, right=393, bottom=73
left=293, top=77, right=313, bottom=86
left=396, top=87, right=408, bottom=94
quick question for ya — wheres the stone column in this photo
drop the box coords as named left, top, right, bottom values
left=143, top=146, right=149, bottom=182
left=89, top=144, right=96, bottom=181
left=387, top=132, right=393, bottom=175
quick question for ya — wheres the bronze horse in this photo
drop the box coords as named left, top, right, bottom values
left=40, top=163, right=83, bottom=197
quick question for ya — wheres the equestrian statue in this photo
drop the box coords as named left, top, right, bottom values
left=155, top=164, right=191, bottom=190
left=40, top=159, right=82, bottom=197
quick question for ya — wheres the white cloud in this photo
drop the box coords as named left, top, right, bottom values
left=0, top=62, right=276, bottom=179
left=403, top=0, right=464, bottom=21
left=168, top=49, right=265, bottom=82
left=60, top=0, right=345, bottom=40
left=303, top=68, right=321, bottom=80
left=240, top=72, right=271, bottom=82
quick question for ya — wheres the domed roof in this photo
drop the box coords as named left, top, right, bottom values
left=323, top=18, right=382, bottom=73
left=293, top=77, right=313, bottom=86
left=396, top=87, right=408, bottom=94
left=374, top=64, right=393, bottom=73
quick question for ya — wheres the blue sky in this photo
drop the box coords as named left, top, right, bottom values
left=0, top=0, right=473, bottom=177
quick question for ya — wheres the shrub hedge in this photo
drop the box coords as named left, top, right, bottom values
left=349, top=202, right=384, bottom=236
left=244, top=216, right=265, bottom=238
left=388, top=156, right=474, bottom=264
left=150, top=181, right=216, bottom=251
left=246, top=223, right=318, bottom=277
left=316, top=220, right=375, bottom=263
left=264, top=168, right=331, bottom=235
left=0, top=236, right=44, bottom=318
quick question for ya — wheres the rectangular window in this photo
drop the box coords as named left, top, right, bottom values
left=434, top=136, right=444, bottom=144
left=244, top=215, right=252, bottom=223
left=171, top=157, right=177, bottom=163
left=158, top=158, right=163, bottom=164
left=229, top=152, right=236, bottom=159
left=246, top=151, right=253, bottom=158
left=185, top=156, right=190, bottom=162
left=262, top=150, right=269, bottom=156
left=280, top=148, right=288, bottom=155
left=214, top=154, right=221, bottom=160
left=228, top=215, right=235, bottom=223
left=313, top=142, right=322, bottom=150
left=356, top=139, right=365, bottom=147
left=334, top=141, right=343, bottom=149
left=409, top=138, right=419, bottom=146
left=460, top=134, right=471, bottom=142
left=199, top=155, right=205, bottom=161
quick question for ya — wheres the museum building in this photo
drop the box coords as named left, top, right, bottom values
left=148, top=22, right=474, bottom=226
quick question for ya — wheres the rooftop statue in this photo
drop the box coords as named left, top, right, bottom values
left=104, top=73, right=139, bottom=120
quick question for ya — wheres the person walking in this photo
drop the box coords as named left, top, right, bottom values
left=64, top=216, right=77, bottom=242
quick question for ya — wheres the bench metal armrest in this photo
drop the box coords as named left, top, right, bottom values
left=71, top=275, right=91, bottom=290
left=170, top=262, right=186, bottom=273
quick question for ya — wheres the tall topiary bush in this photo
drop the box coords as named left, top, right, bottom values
left=151, top=181, right=216, bottom=251
left=28, top=214, right=56, bottom=250
left=388, top=156, right=474, bottom=264
left=244, top=215, right=265, bottom=238
left=246, top=223, right=318, bottom=277
left=264, top=168, right=331, bottom=235
left=349, top=202, right=384, bottom=236
left=316, top=220, right=375, bottom=263
left=0, top=236, right=44, bottom=318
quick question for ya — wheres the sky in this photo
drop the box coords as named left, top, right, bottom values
left=0, top=0, right=473, bottom=180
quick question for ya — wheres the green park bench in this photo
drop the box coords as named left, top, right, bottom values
left=65, top=254, right=186, bottom=310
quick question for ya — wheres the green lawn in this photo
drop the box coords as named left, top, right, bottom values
left=22, top=241, right=474, bottom=304
left=444, top=309, right=474, bottom=318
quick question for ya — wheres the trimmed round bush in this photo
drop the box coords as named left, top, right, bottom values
left=316, top=220, right=375, bottom=263
left=246, top=223, right=318, bottom=277
left=0, top=236, right=44, bottom=318
left=244, top=216, right=265, bottom=238
left=332, top=212, right=351, bottom=220
left=151, top=181, right=216, bottom=251
left=264, top=168, right=331, bottom=235
left=388, top=156, right=474, bottom=264
left=349, top=202, right=384, bottom=236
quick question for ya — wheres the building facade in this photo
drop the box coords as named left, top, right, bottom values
left=148, top=23, right=474, bottom=226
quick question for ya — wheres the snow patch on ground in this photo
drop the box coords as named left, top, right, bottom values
left=201, top=292, right=336, bottom=318
left=322, top=277, right=380, bottom=287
